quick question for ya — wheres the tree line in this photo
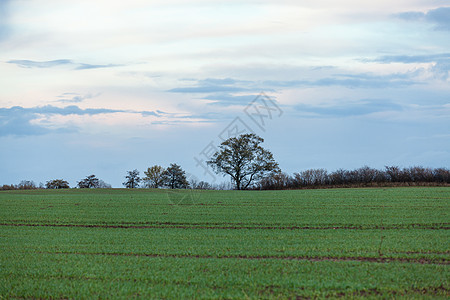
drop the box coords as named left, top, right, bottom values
left=0, top=176, right=112, bottom=191
left=1, top=134, right=449, bottom=190
left=258, top=166, right=450, bottom=190
left=2, top=166, right=449, bottom=191
left=123, top=164, right=189, bottom=189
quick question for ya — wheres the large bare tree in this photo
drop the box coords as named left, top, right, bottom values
left=207, top=133, right=279, bottom=190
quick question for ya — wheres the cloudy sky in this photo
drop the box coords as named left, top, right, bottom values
left=1, top=0, right=449, bottom=187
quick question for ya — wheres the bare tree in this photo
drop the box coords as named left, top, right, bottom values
left=355, top=166, right=378, bottom=184
left=433, top=168, right=450, bottom=183
left=260, top=172, right=292, bottom=189
left=193, top=180, right=214, bottom=190
left=385, top=166, right=401, bottom=182
left=328, top=169, right=348, bottom=185
left=17, top=180, right=37, bottom=190
left=207, top=134, right=280, bottom=190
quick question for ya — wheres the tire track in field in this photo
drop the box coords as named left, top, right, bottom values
left=44, top=251, right=449, bottom=265
left=1, top=223, right=448, bottom=230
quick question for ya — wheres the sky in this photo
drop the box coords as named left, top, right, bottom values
left=0, top=0, right=449, bottom=187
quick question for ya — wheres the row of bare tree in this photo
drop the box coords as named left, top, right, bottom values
left=0, top=176, right=112, bottom=191
left=258, top=166, right=450, bottom=190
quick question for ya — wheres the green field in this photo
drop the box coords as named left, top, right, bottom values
left=0, top=187, right=449, bottom=299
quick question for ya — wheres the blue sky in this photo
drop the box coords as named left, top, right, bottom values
left=1, top=0, right=449, bottom=187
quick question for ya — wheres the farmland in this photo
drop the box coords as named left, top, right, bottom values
left=0, top=187, right=449, bottom=298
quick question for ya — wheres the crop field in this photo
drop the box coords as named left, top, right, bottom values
left=0, top=187, right=449, bottom=299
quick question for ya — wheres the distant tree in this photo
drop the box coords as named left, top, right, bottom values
left=296, top=169, right=314, bottom=186
left=98, top=180, right=112, bottom=189
left=0, top=184, right=16, bottom=191
left=123, top=169, right=141, bottom=188
left=215, top=181, right=233, bottom=190
left=260, top=172, right=292, bottom=190
left=46, top=179, right=70, bottom=189
left=192, top=180, right=214, bottom=190
left=163, top=163, right=189, bottom=189
left=77, top=175, right=100, bottom=189
left=328, top=169, right=348, bottom=185
left=433, top=168, right=450, bottom=183
left=207, top=133, right=280, bottom=190
left=408, top=166, right=434, bottom=182
left=143, top=165, right=166, bottom=188
left=294, top=169, right=328, bottom=186
left=17, top=180, right=37, bottom=190
left=355, top=166, right=379, bottom=184
left=385, top=166, right=401, bottom=182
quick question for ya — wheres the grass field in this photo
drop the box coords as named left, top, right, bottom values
left=0, top=187, right=449, bottom=299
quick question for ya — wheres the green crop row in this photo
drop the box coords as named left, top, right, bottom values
left=0, top=187, right=448, bottom=227
left=1, top=252, right=448, bottom=299
left=1, top=226, right=448, bottom=261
